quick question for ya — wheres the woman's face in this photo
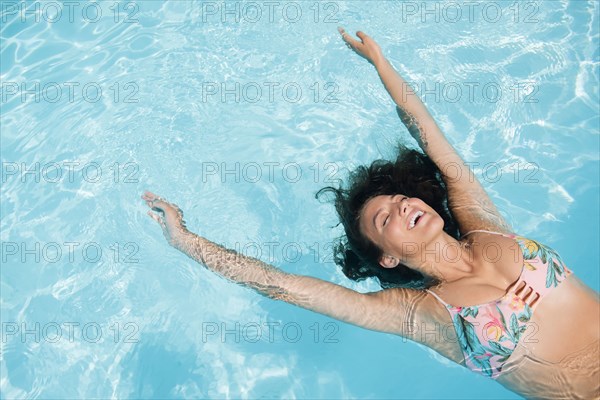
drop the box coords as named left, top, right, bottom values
left=358, top=194, right=445, bottom=268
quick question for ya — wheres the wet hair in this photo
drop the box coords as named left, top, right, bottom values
left=316, top=142, right=460, bottom=290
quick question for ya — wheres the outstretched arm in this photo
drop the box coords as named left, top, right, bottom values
left=339, top=28, right=512, bottom=235
left=141, top=191, right=425, bottom=338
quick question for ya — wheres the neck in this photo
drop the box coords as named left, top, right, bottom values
left=410, top=232, right=476, bottom=285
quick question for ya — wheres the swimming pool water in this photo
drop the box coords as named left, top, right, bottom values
left=1, top=1, right=598, bottom=399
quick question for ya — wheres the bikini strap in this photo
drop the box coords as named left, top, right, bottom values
left=425, top=289, right=451, bottom=308
left=461, top=229, right=512, bottom=239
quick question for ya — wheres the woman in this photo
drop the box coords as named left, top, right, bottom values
left=142, top=28, right=599, bottom=399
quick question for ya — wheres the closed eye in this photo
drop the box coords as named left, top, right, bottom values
left=383, top=215, right=389, bottom=227
left=384, top=196, right=407, bottom=227
left=378, top=195, right=408, bottom=229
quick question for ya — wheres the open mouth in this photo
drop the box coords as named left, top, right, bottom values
left=409, top=211, right=424, bottom=230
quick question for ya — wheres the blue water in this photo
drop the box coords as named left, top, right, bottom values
left=1, top=1, right=598, bottom=399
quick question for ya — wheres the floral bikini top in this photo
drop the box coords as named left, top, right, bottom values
left=425, top=230, right=573, bottom=379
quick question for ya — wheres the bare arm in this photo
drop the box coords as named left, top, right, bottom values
left=172, top=230, right=426, bottom=336
left=141, top=191, right=426, bottom=338
left=339, top=28, right=512, bottom=235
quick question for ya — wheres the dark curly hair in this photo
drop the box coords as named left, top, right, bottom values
left=316, top=142, right=460, bottom=290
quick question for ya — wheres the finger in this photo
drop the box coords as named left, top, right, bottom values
left=147, top=210, right=166, bottom=229
left=142, top=191, right=169, bottom=207
left=342, top=32, right=359, bottom=46
left=142, top=190, right=157, bottom=200
left=148, top=207, right=165, bottom=220
left=356, top=31, right=369, bottom=42
left=338, top=27, right=360, bottom=48
left=142, top=192, right=169, bottom=207
left=147, top=210, right=159, bottom=222
left=152, top=199, right=170, bottom=210
left=142, top=194, right=158, bottom=203
left=144, top=198, right=162, bottom=209
left=146, top=202, right=165, bottom=216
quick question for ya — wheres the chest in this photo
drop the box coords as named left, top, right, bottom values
left=437, top=235, right=526, bottom=307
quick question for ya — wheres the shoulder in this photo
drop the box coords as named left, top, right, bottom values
left=366, top=287, right=465, bottom=364
left=462, top=231, right=525, bottom=269
left=364, top=287, right=433, bottom=335
left=460, top=230, right=519, bottom=245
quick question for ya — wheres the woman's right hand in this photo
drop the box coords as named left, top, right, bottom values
left=142, top=191, right=188, bottom=247
left=338, top=27, right=384, bottom=66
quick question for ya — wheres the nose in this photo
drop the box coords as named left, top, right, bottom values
left=401, top=198, right=410, bottom=216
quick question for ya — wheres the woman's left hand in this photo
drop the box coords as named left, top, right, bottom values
left=338, top=27, right=384, bottom=66
left=142, top=191, right=188, bottom=247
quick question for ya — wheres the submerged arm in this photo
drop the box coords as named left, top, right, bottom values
left=173, top=229, right=419, bottom=335
left=141, top=191, right=421, bottom=337
left=339, top=28, right=512, bottom=234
